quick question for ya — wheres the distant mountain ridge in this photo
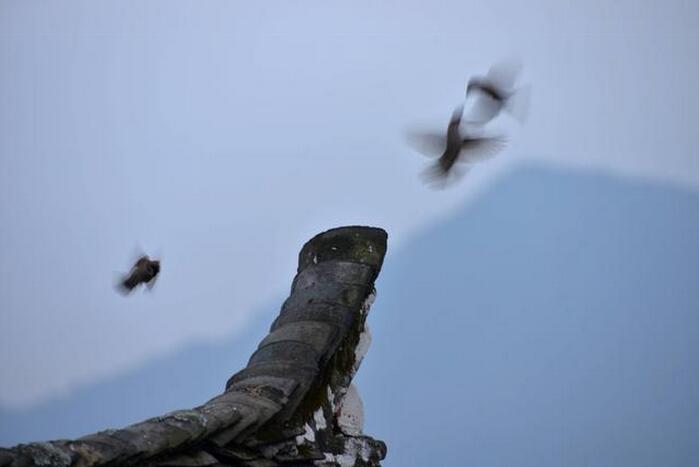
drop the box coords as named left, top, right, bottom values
left=3, top=164, right=699, bottom=467
left=0, top=304, right=278, bottom=445
left=358, top=164, right=699, bottom=467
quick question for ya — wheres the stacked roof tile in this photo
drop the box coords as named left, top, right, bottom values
left=0, top=226, right=388, bottom=467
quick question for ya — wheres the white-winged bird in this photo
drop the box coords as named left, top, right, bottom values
left=119, top=255, right=160, bottom=294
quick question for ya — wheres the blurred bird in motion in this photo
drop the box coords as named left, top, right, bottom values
left=408, top=104, right=506, bottom=188
left=464, top=60, right=530, bottom=125
left=118, top=255, right=160, bottom=294
left=406, top=59, right=528, bottom=187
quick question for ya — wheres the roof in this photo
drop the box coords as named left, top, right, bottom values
left=0, top=226, right=388, bottom=467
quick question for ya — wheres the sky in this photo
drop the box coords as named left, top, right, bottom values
left=1, top=0, right=698, bottom=413
left=3, top=164, right=698, bottom=467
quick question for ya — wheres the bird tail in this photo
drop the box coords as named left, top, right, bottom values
left=506, top=84, right=531, bottom=124
left=420, top=160, right=471, bottom=189
left=120, top=275, right=139, bottom=293
left=420, top=163, right=449, bottom=189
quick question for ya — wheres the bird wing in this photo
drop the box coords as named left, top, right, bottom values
left=486, top=60, right=522, bottom=92
left=405, top=129, right=446, bottom=157
left=458, top=136, right=507, bottom=163
left=146, top=273, right=159, bottom=290
left=505, top=83, right=531, bottom=123
left=463, top=95, right=502, bottom=125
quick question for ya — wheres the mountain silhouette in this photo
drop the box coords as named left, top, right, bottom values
left=2, top=164, right=698, bottom=467
left=0, top=305, right=279, bottom=445
left=358, top=164, right=699, bottom=467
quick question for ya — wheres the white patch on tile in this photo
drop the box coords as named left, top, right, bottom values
left=295, top=422, right=315, bottom=444
left=336, top=383, right=364, bottom=436
left=313, top=406, right=327, bottom=431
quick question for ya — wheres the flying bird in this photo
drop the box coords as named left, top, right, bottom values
left=407, top=104, right=506, bottom=188
left=118, top=255, right=160, bottom=294
left=464, top=60, right=529, bottom=125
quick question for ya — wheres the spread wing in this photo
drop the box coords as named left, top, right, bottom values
left=458, top=136, right=507, bottom=163
left=462, top=95, right=502, bottom=125
left=146, top=274, right=159, bottom=290
left=486, top=60, right=522, bottom=92
left=404, top=129, right=445, bottom=157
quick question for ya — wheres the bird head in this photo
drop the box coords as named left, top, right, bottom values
left=147, top=259, right=160, bottom=276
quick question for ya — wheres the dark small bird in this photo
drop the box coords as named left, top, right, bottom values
left=119, top=255, right=160, bottom=294
left=464, top=60, right=529, bottom=125
left=408, top=104, right=506, bottom=188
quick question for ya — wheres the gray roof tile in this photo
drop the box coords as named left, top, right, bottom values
left=1, top=226, right=388, bottom=467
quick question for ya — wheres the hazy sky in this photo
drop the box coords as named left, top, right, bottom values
left=1, top=0, right=697, bottom=408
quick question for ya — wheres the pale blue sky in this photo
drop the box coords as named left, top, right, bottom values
left=1, top=0, right=698, bottom=410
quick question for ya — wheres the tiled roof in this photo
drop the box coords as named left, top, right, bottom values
left=0, top=226, right=388, bottom=467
